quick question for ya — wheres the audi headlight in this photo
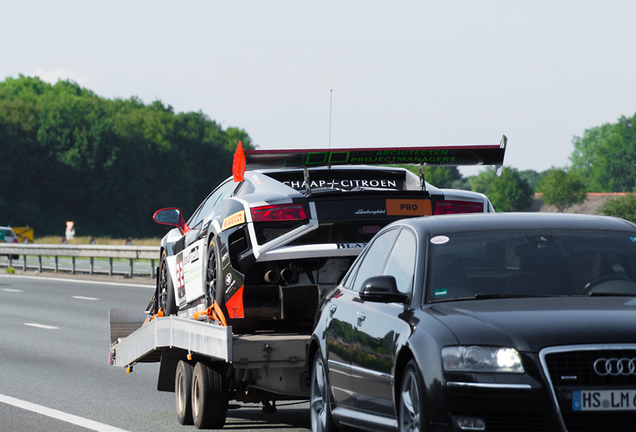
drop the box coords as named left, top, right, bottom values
left=442, top=346, right=524, bottom=373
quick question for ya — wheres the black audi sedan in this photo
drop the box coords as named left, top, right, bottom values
left=308, top=213, right=636, bottom=432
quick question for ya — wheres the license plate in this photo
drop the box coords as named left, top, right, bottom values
left=572, top=390, right=636, bottom=411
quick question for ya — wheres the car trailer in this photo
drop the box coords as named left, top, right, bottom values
left=109, top=308, right=310, bottom=429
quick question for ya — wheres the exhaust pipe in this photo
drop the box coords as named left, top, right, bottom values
left=264, top=270, right=280, bottom=284
left=280, top=268, right=296, bottom=283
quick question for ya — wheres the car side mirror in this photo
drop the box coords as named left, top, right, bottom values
left=153, top=208, right=190, bottom=235
left=360, top=275, right=409, bottom=304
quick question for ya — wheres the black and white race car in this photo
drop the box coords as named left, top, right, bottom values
left=149, top=138, right=506, bottom=333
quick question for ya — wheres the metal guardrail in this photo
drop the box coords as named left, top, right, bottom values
left=0, top=244, right=160, bottom=278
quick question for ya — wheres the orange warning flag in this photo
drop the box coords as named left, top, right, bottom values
left=233, top=141, right=246, bottom=182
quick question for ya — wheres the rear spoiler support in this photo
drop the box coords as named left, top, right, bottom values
left=418, top=163, right=427, bottom=193
left=303, top=166, right=312, bottom=197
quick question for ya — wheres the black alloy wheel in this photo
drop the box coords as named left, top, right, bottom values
left=158, top=251, right=177, bottom=315
left=310, top=352, right=337, bottom=432
left=206, top=239, right=218, bottom=309
left=399, top=359, right=428, bottom=432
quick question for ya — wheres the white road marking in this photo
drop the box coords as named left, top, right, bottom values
left=24, top=323, right=60, bottom=330
left=0, top=393, right=130, bottom=432
left=1, top=288, right=23, bottom=292
left=72, top=295, right=100, bottom=301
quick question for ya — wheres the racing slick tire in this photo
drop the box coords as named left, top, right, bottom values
left=191, top=361, right=228, bottom=429
left=158, top=251, right=178, bottom=316
left=175, top=360, right=194, bottom=425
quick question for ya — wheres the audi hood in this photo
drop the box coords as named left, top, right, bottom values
left=428, top=297, right=636, bottom=353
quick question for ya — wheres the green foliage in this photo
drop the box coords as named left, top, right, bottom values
left=535, top=168, right=587, bottom=213
left=519, top=169, right=547, bottom=191
left=0, top=75, right=254, bottom=237
left=470, top=167, right=533, bottom=212
left=598, top=194, right=636, bottom=223
left=569, top=113, right=636, bottom=192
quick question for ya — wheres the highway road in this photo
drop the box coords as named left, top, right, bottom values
left=0, top=274, right=310, bottom=432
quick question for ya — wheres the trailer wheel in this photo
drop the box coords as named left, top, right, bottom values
left=175, top=361, right=194, bottom=425
left=192, top=362, right=228, bottom=429
left=158, top=251, right=177, bottom=315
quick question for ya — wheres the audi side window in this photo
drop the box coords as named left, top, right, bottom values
left=383, top=229, right=417, bottom=295
left=341, top=251, right=366, bottom=290
left=352, top=229, right=399, bottom=293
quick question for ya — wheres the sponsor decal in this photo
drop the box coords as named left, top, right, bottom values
left=337, top=243, right=367, bottom=249
left=279, top=149, right=457, bottom=166
left=355, top=209, right=386, bottom=215
left=430, top=235, right=450, bottom=245
left=283, top=178, right=399, bottom=191
left=222, top=210, right=245, bottom=231
left=225, top=273, right=233, bottom=286
left=176, top=252, right=186, bottom=306
left=184, top=245, right=200, bottom=265
left=386, top=199, right=432, bottom=216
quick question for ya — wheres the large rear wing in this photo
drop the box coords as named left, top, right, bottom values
left=245, top=136, right=507, bottom=169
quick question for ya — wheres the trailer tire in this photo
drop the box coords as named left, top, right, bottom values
left=158, top=251, right=178, bottom=316
left=175, top=360, right=194, bottom=425
left=192, top=362, right=228, bottom=429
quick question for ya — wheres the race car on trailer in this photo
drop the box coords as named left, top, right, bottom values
left=148, top=138, right=506, bottom=333
left=110, top=138, right=506, bottom=429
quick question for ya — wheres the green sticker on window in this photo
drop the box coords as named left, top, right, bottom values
left=434, top=288, right=448, bottom=296
left=0, top=231, right=5, bottom=241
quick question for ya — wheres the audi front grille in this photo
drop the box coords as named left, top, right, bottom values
left=540, top=345, right=636, bottom=432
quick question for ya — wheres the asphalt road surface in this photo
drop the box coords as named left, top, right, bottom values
left=0, top=274, right=310, bottom=432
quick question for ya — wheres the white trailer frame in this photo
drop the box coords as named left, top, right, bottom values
left=109, top=308, right=311, bottom=428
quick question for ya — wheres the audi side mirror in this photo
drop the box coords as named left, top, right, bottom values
left=360, top=275, right=409, bottom=304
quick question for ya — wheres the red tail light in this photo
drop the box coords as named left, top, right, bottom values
left=434, top=200, right=483, bottom=215
left=251, top=203, right=308, bottom=222
left=13, top=238, right=18, bottom=243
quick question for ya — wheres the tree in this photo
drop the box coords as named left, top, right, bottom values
left=0, top=75, right=255, bottom=238
left=535, top=168, right=587, bottom=213
left=598, top=194, right=636, bottom=224
left=470, top=167, right=533, bottom=212
left=519, top=169, right=547, bottom=191
left=569, top=113, right=636, bottom=192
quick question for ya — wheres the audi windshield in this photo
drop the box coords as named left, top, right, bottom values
left=427, top=230, right=636, bottom=302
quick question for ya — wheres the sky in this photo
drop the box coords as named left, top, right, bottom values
left=2, top=1, right=636, bottom=177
